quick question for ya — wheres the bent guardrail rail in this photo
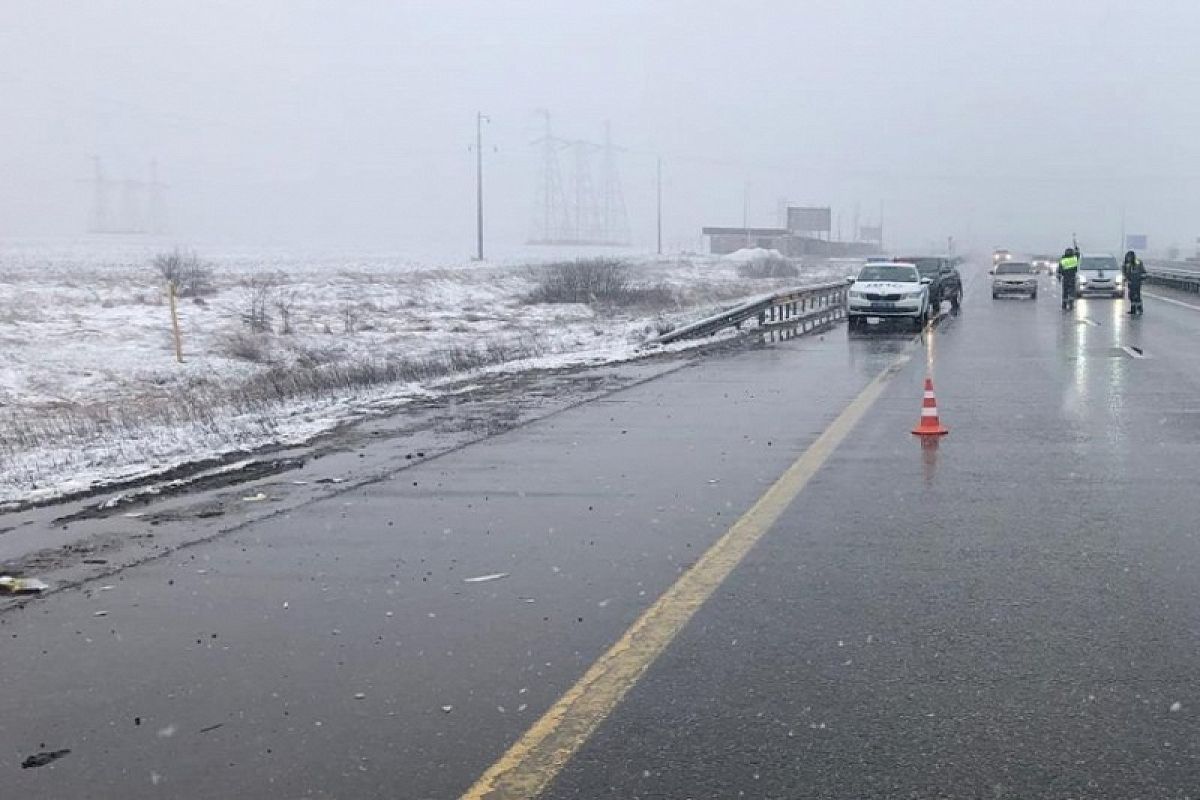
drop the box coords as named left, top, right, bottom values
left=649, top=280, right=851, bottom=345
left=1146, top=262, right=1200, bottom=293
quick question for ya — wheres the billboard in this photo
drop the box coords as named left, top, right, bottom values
left=787, top=206, right=832, bottom=233
left=1125, top=234, right=1148, bottom=250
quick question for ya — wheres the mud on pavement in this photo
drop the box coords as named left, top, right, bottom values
left=0, top=350, right=710, bottom=610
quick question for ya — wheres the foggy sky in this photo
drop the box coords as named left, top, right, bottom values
left=2, top=0, right=1198, bottom=257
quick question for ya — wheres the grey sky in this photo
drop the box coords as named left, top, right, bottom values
left=2, top=1, right=1197, bottom=256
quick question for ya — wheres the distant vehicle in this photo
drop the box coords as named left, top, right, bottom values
left=991, top=261, right=1038, bottom=299
left=1030, top=255, right=1056, bottom=275
left=1077, top=253, right=1124, bottom=298
left=894, top=256, right=962, bottom=314
left=848, top=262, right=930, bottom=331
left=993, top=248, right=1013, bottom=265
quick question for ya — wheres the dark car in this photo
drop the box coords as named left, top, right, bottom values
left=894, top=256, right=962, bottom=313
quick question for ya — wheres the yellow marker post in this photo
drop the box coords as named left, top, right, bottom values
left=168, top=280, right=184, bottom=364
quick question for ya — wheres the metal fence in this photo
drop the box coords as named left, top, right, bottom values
left=1146, top=263, right=1200, bottom=293
left=649, top=280, right=850, bottom=346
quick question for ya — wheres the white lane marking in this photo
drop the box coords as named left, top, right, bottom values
left=1143, top=290, right=1200, bottom=311
left=1121, top=346, right=1148, bottom=359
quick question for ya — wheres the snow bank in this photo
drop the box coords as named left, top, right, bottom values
left=721, top=247, right=787, bottom=263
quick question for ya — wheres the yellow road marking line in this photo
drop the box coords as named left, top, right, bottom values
left=461, top=343, right=918, bottom=800
left=1143, top=290, right=1200, bottom=311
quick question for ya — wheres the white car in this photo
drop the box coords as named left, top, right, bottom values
left=1077, top=253, right=1124, bottom=298
left=991, top=261, right=1038, bottom=299
left=847, top=262, right=931, bottom=330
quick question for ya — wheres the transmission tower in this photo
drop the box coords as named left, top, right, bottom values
left=600, top=121, right=631, bottom=245
left=80, top=156, right=168, bottom=234
left=572, top=140, right=602, bottom=242
left=118, top=178, right=147, bottom=233
left=528, top=115, right=631, bottom=246
left=529, top=110, right=572, bottom=244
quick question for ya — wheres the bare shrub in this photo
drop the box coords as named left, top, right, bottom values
left=525, top=258, right=677, bottom=308
left=526, top=258, right=630, bottom=304
left=288, top=342, right=340, bottom=368
left=274, top=289, right=299, bottom=334
left=154, top=249, right=216, bottom=297
left=242, top=273, right=282, bottom=332
left=341, top=304, right=360, bottom=334
left=220, top=329, right=272, bottom=363
left=736, top=254, right=799, bottom=279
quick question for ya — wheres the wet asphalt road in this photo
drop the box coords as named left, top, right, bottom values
left=544, top=279, right=1200, bottom=799
left=5, top=269, right=1200, bottom=798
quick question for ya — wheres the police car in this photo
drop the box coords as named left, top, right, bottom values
left=847, top=262, right=931, bottom=330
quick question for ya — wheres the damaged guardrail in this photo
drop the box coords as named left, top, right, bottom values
left=649, top=279, right=851, bottom=345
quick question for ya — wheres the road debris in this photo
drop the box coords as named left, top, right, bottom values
left=441, top=705, right=453, bottom=713
left=0, top=576, right=50, bottom=594
left=100, top=494, right=126, bottom=509
left=21, top=749, right=70, bottom=769
left=199, top=723, right=225, bottom=734
left=464, top=572, right=509, bottom=584
left=242, top=492, right=268, bottom=502
left=93, top=610, right=109, bottom=617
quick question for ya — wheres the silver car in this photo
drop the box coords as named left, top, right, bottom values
left=1077, top=253, right=1124, bottom=298
left=991, top=261, right=1037, bottom=299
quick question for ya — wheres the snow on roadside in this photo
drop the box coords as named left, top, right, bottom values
left=0, top=238, right=846, bottom=507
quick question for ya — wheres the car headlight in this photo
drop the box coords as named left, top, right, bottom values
left=903, top=290, right=924, bottom=299
left=1078, top=275, right=1087, bottom=283
left=849, top=290, right=864, bottom=299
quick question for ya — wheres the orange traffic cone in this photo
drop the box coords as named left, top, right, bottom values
left=912, top=376, right=949, bottom=436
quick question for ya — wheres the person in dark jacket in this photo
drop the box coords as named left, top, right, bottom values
left=1123, top=250, right=1147, bottom=315
left=1057, top=247, right=1079, bottom=310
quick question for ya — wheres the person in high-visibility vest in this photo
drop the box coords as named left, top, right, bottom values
left=1058, top=247, right=1080, bottom=310
left=1123, top=250, right=1147, bottom=315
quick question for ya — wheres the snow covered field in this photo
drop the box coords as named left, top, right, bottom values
left=0, top=238, right=853, bottom=507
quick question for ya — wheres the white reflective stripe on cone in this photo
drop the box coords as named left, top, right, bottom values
left=921, top=408, right=939, bottom=417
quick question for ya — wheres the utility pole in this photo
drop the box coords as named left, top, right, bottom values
left=656, top=156, right=663, bottom=255
left=475, top=112, right=488, bottom=261
left=879, top=200, right=885, bottom=251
